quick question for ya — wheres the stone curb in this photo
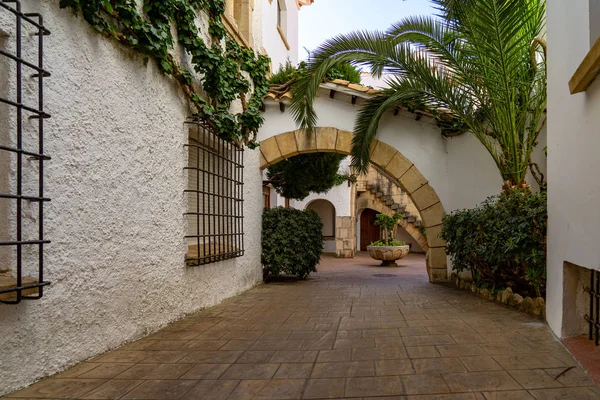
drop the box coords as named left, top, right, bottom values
left=451, top=273, right=546, bottom=319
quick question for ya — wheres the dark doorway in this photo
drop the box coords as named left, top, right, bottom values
left=360, top=209, right=381, bottom=251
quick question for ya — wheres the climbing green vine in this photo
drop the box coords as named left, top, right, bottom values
left=59, top=0, right=270, bottom=148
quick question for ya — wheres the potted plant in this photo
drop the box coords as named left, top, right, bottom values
left=366, top=212, right=409, bottom=266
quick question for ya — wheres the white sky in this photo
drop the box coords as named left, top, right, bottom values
left=298, top=0, right=437, bottom=60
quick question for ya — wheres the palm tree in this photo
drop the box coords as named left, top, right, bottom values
left=290, top=0, right=546, bottom=189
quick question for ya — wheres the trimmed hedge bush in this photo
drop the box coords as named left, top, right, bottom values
left=440, top=189, right=547, bottom=297
left=262, top=207, right=324, bottom=280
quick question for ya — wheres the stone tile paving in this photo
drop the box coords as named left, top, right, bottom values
left=4, top=253, right=600, bottom=399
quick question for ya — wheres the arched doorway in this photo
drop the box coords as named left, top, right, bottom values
left=359, top=209, right=380, bottom=251
left=306, top=199, right=336, bottom=253
left=258, top=127, right=448, bottom=283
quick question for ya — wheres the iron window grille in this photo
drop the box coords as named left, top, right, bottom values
left=0, top=0, right=51, bottom=304
left=184, top=118, right=244, bottom=265
left=585, top=269, right=600, bottom=346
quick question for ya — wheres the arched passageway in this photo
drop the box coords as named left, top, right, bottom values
left=306, top=199, right=336, bottom=253
left=259, top=127, right=447, bottom=283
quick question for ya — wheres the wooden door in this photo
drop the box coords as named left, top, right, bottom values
left=360, top=209, right=380, bottom=251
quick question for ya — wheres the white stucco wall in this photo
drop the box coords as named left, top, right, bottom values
left=546, top=1, right=600, bottom=337
left=446, top=127, right=547, bottom=212
left=262, top=0, right=299, bottom=70
left=0, top=1, right=264, bottom=395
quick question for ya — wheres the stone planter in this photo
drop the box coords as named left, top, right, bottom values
left=366, top=245, right=410, bottom=266
left=451, top=274, right=546, bottom=319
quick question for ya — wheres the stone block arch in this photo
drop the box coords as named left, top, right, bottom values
left=259, top=127, right=448, bottom=283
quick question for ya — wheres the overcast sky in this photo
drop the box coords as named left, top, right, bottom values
left=298, top=0, right=437, bottom=60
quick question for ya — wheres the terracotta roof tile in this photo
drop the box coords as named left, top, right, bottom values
left=330, top=79, right=350, bottom=86
left=347, top=83, right=370, bottom=92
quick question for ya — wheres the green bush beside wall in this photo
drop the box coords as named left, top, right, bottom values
left=262, top=207, right=324, bottom=280
left=441, top=189, right=547, bottom=297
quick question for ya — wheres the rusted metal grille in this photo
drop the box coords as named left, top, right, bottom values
left=0, top=0, right=51, bottom=304
left=184, top=118, right=244, bottom=266
left=585, top=269, right=600, bottom=346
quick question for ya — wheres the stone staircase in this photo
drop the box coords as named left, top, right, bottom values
left=365, top=183, right=422, bottom=226
left=356, top=166, right=428, bottom=252
left=357, top=166, right=423, bottom=226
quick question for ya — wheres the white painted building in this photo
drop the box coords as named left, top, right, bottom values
left=0, top=0, right=267, bottom=395
left=546, top=1, right=600, bottom=339
left=0, top=0, right=571, bottom=395
left=262, top=0, right=313, bottom=71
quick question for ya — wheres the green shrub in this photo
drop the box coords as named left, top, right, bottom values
left=262, top=207, right=324, bottom=280
left=373, top=213, right=404, bottom=246
left=440, top=189, right=547, bottom=297
left=370, top=240, right=406, bottom=246
left=269, top=60, right=302, bottom=85
left=269, top=60, right=361, bottom=85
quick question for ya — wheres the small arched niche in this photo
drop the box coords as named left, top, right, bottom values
left=306, top=199, right=336, bottom=253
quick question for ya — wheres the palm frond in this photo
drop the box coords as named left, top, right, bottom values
left=289, top=31, right=405, bottom=132
left=290, top=0, right=546, bottom=187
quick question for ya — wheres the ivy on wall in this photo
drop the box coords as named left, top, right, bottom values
left=59, top=0, right=270, bottom=148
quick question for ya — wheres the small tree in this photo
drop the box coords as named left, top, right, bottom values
left=266, top=153, right=347, bottom=200
left=373, top=213, right=404, bottom=246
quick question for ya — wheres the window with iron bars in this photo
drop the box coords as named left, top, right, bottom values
left=0, top=1, right=51, bottom=304
left=184, top=119, right=244, bottom=265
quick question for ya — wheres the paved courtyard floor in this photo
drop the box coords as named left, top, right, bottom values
left=5, top=253, right=600, bottom=399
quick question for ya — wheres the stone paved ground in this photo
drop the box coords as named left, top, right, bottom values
left=5, top=253, right=600, bottom=400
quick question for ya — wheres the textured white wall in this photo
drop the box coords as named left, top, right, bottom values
left=446, top=127, right=547, bottom=211
left=262, top=0, right=299, bottom=70
left=0, top=1, right=264, bottom=395
left=546, top=1, right=600, bottom=336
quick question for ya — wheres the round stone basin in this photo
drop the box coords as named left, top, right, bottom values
left=366, top=245, right=410, bottom=266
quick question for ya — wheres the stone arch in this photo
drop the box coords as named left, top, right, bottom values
left=259, top=127, right=447, bottom=283
left=355, top=196, right=429, bottom=253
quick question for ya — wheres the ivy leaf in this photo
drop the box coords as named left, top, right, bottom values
left=103, top=1, right=113, bottom=14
